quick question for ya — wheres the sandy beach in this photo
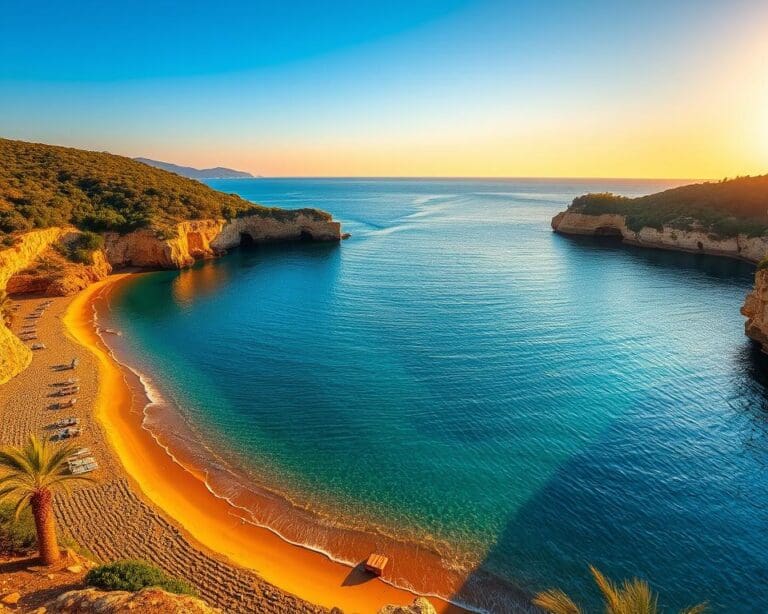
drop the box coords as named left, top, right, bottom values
left=0, top=275, right=460, bottom=614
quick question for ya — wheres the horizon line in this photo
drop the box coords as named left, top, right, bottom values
left=210, top=175, right=712, bottom=182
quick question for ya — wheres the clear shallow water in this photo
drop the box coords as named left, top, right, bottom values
left=108, top=179, right=768, bottom=611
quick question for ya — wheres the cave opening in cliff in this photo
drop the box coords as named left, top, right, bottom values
left=239, top=232, right=257, bottom=248
left=299, top=229, right=314, bottom=241
left=593, top=226, right=623, bottom=238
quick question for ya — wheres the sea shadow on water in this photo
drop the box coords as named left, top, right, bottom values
left=450, top=341, right=768, bottom=614
left=552, top=233, right=756, bottom=282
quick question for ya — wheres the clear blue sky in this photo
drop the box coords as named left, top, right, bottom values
left=1, top=0, right=766, bottom=177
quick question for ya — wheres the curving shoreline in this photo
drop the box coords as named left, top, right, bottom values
left=63, top=273, right=469, bottom=614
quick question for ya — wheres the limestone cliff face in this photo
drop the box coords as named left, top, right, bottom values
left=105, top=211, right=341, bottom=269
left=742, top=269, right=768, bottom=348
left=0, top=228, right=64, bottom=288
left=104, top=220, right=227, bottom=269
left=0, top=228, right=65, bottom=384
left=7, top=249, right=112, bottom=297
left=551, top=210, right=768, bottom=263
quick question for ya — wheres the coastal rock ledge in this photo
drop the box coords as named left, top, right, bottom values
left=0, top=209, right=341, bottom=384
left=105, top=210, right=342, bottom=269
left=551, top=210, right=768, bottom=262
left=742, top=269, right=768, bottom=348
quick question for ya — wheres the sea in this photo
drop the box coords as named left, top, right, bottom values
left=98, top=179, right=768, bottom=612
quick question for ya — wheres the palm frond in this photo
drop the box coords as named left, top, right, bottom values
left=0, top=448, right=35, bottom=476
left=41, top=441, right=78, bottom=477
left=532, top=589, right=583, bottom=614
left=45, top=473, right=97, bottom=492
left=589, top=566, right=623, bottom=614
left=619, top=578, right=657, bottom=614
left=12, top=492, right=31, bottom=520
left=0, top=485, right=21, bottom=501
left=0, top=473, right=35, bottom=490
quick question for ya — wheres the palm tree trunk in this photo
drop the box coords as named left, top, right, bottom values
left=30, top=489, right=60, bottom=565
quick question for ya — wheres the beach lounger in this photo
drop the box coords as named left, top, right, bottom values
left=31, top=343, right=46, bottom=350
left=70, top=358, right=79, bottom=369
left=63, top=378, right=79, bottom=385
left=53, top=417, right=79, bottom=428
left=71, top=460, right=98, bottom=475
left=68, top=447, right=91, bottom=459
left=52, top=427, right=80, bottom=441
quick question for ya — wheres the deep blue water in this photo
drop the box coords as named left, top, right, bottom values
left=108, top=179, right=768, bottom=611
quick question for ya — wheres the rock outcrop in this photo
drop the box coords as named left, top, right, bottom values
left=7, top=248, right=112, bottom=297
left=378, top=597, right=438, bottom=614
left=551, top=210, right=768, bottom=263
left=742, top=268, right=768, bottom=348
left=0, top=228, right=65, bottom=384
left=105, top=211, right=341, bottom=269
left=45, top=587, right=221, bottom=613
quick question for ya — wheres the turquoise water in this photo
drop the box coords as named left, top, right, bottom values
left=108, top=179, right=768, bottom=611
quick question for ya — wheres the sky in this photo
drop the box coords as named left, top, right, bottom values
left=1, top=0, right=767, bottom=178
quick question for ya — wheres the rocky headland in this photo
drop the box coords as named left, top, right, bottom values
left=551, top=210, right=768, bottom=262
left=0, top=211, right=341, bottom=384
left=0, top=138, right=343, bottom=384
left=550, top=175, right=768, bottom=350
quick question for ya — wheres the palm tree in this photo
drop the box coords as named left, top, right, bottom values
left=533, top=565, right=707, bottom=614
left=0, top=436, right=95, bottom=565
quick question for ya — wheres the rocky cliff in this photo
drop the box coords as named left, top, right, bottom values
left=0, top=209, right=341, bottom=384
left=742, top=268, right=768, bottom=348
left=0, top=228, right=65, bottom=384
left=105, top=211, right=341, bottom=269
left=551, top=210, right=768, bottom=263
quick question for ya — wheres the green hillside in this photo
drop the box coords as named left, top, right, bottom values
left=0, top=138, right=325, bottom=237
left=568, top=174, right=768, bottom=237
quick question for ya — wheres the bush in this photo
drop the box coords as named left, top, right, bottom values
left=0, top=502, right=37, bottom=554
left=86, top=560, right=196, bottom=596
left=66, top=231, right=105, bottom=264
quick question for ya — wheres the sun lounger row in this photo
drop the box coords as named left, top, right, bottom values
left=68, top=456, right=98, bottom=475
left=51, top=398, right=77, bottom=409
left=53, top=417, right=79, bottom=428
left=51, top=427, right=81, bottom=441
left=54, top=386, right=79, bottom=397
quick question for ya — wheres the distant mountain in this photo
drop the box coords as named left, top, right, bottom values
left=134, top=157, right=255, bottom=179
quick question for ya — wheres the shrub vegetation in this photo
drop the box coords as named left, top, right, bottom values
left=86, top=560, right=196, bottom=596
left=0, top=138, right=329, bottom=239
left=0, top=502, right=37, bottom=554
left=568, top=175, right=768, bottom=237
